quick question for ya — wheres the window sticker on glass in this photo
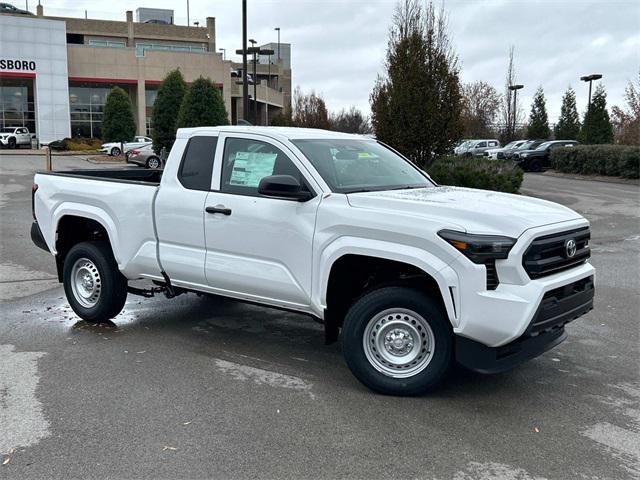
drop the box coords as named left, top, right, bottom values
left=229, top=151, right=278, bottom=187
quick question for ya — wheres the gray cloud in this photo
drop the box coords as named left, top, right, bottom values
left=47, top=0, right=639, bottom=122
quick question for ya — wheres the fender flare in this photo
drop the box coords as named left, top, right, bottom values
left=312, top=236, right=460, bottom=326
left=50, top=203, right=122, bottom=266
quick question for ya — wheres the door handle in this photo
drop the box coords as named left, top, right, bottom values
left=206, top=205, right=232, bottom=216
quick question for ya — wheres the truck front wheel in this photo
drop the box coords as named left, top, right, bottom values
left=341, top=286, right=452, bottom=395
left=63, top=241, right=127, bottom=323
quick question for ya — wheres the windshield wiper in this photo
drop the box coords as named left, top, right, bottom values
left=387, top=185, right=427, bottom=191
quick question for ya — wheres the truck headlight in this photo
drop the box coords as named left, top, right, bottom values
left=438, top=230, right=516, bottom=263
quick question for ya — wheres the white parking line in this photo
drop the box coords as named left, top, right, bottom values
left=0, top=344, right=50, bottom=455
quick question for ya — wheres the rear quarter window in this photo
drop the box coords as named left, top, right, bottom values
left=178, top=136, right=218, bottom=191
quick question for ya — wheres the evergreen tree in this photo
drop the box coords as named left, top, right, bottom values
left=152, top=69, right=187, bottom=153
left=580, top=84, right=614, bottom=144
left=101, top=86, right=136, bottom=143
left=177, top=77, right=229, bottom=129
left=370, top=0, right=463, bottom=168
left=526, top=87, right=550, bottom=139
left=554, top=87, right=581, bottom=139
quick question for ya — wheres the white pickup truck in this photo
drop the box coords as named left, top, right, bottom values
left=0, top=126, right=32, bottom=148
left=31, top=126, right=595, bottom=395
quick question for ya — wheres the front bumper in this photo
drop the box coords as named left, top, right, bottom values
left=456, top=275, right=594, bottom=373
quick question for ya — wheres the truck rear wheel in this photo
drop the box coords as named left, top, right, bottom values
left=341, top=286, right=452, bottom=395
left=63, top=241, right=127, bottom=323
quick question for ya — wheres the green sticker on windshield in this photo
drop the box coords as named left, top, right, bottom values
left=229, top=152, right=277, bottom=187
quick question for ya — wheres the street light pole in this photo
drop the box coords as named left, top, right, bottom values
left=241, top=0, right=248, bottom=123
left=580, top=73, right=602, bottom=143
left=508, top=84, right=524, bottom=140
left=249, top=39, right=257, bottom=125
left=186, top=0, right=190, bottom=26
left=581, top=74, right=602, bottom=108
left=274, top=27, right=281, bottom=63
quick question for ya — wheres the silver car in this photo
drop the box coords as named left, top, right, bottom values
left=126, top=143, right=162, bottom=169
left=461, top=139, right=501, bottom=156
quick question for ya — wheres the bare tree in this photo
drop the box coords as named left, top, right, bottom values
left=500, top=46, right=524, bottom=141
left=292, top=86, right=330, bottom=129
left=329, top=106, right=372, bottom=134
left=611, top=72, right=640, bottom=145
left=461, top=81, right=501, bottom=138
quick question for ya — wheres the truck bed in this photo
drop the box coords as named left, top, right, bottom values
left=38, top=168, right=163, bottom=185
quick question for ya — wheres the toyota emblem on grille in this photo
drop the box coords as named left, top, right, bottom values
left=565, top=239, right=577, bottom=258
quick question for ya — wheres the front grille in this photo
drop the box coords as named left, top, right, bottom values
left=523, top=227, right=590, bottom=279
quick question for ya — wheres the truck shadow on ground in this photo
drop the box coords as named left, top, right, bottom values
left=64, top=292, right=553, bottom=398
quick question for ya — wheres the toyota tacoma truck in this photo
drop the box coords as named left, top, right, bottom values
left=1, top=126, right=33, bottom=149
left=31, top=126, right=595, bottom=395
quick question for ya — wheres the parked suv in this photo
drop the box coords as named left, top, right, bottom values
left=514, top=140, right=579, bottom=171
left=461, top=139, right=500, bottom=157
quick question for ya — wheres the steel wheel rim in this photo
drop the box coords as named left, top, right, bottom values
left=363, top=308, right=435, bottom=378
left=70, top=257, right=102, bottom=308
left=148, top=157, right=160, bottom=168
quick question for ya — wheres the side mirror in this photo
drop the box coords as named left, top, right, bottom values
left=258, top=175, right=313, bottom=202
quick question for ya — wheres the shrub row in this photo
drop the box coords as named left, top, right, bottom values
left=426, top=156, right=524, bottom=194
left=550, top=145, right=639, bottom=179
left=59, top=138, right=102, bottom=151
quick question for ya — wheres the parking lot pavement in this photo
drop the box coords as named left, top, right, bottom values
left=1, top=158, right=639, bottom=479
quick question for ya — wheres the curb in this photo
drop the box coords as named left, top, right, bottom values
left=538, top=170, right=639, bottom=186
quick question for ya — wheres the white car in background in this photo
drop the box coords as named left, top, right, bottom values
left=486, top=140, right=527, bottom=160
left=100, top=136, right=152, bottom=156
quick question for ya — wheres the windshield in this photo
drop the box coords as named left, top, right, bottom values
left=502, top=141, right=519, bottom=149
left=536, top=141, right=554, bottom=150
left=516, top=141, right=534, bottom=150
left=292, top=139, right=433, bottom=193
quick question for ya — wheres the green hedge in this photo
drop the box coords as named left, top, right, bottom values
left=550, top=145, right=639, bottom=179
left=426, top=156, right=524, bottom=193
left=63, top=138, right=102, bottom=151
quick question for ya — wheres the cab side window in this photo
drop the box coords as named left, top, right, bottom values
left=178, top=136, right=218, bottom=191
left=221, top=137, right=306, bottom=197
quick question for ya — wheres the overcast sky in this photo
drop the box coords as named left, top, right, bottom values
left=43, top=0, right=640, bottom=123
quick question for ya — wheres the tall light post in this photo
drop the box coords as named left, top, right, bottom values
left=241, top=0, right=248, bottom=123
left=186, top=0, right=190, bottom=26
left=219, top=48, right=226, bottom=61
left=508, top=84, right=524, bottom=139
left=581, top=74, right=602, bottom=109
left=274, top=27, right=281, bottom=63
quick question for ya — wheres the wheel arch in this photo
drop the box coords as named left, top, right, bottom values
left=315, top=238, right=459, bottom=343
left=52, top=208, right=121, bottom=282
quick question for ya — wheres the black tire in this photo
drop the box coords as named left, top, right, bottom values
left=145, top=156, right=161, bottom=169
left=529, top=159, right=542, bottom=172
left=63, top=241, right=127, bottom=323
left=341, top=286, right=452, bottom=396
left=8, top=137, right=16, bottom=149
left=110, top=146, right=121, bottom=156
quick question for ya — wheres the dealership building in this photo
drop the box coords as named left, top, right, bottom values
left=0, top=6, right=292, bottom=144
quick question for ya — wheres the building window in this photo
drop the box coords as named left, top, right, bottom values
left=88, top=39, right=126, bottom=48
left=69, top=84, right=133, bottom=139
left=135, top=42, right=206, bottom=57
left=144, top=87, right=158, bottom=136
left=0, top=78, right=36, bottom=134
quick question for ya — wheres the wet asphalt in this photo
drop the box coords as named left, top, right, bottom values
left=0, top=154, right=639, bottom=479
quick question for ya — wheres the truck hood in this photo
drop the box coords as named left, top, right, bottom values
left=346, top=186, right=583, bottom=238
